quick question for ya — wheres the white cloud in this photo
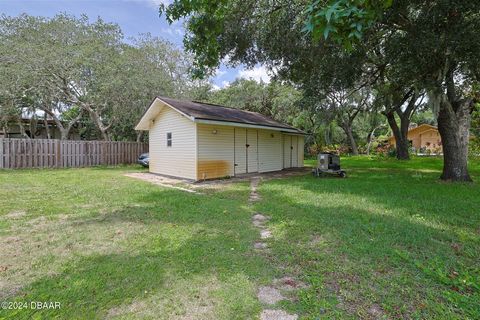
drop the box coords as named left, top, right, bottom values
left=123, top=0, right=171, bottom=9
left=221, top=80, right=231, bottom=88
left=215, top=69, right=227, bottom=78
left=237, top=66, right=271, bottom=83
left=160, top=27, right=184, bottom=36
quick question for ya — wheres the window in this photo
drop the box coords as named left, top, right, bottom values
left=167, top=132, right=172, bottom=147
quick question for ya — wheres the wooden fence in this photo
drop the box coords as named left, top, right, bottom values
left=0, top=138, right=148, bottom=169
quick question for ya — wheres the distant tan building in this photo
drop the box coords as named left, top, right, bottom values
left=388, top=124, right=442, bottom=153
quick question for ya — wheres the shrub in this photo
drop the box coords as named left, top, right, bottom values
left=469, top=138, right=480, bottom=159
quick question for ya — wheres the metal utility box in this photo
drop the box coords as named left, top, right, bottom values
left=313, top=153, right=346, bottom=178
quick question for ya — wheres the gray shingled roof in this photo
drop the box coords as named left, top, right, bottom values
left=158, top=96, right=302, bottom=133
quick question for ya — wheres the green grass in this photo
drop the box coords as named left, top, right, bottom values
left=0, top=166, right=269, bottom=319
left=0, top=157, right=479, bottom=319
left=259, top=156, right=480, bottom=319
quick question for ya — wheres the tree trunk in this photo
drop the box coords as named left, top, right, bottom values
left=136, top=131, right=143, bottom=143
left=385, top=111, right=410, bottom=160
left=342, top=124, right=359, bottom=155
left=99, top=129, right=110, bottom=141
left=17, top=120, right=30, bottom=139
left=366, top=125, right=383, bottom=155
left=83, top=104, right=111, bottom=141
left=324, top=126, right=331, bottom=145
left=437, top=99, right=472, bottom=182
left=43, top=115, right=51, bottom=139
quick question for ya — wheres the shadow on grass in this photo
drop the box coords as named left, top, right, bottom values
left=253, top=173, right=480, bottom=318
left=0, top=187, right=268, bottom=320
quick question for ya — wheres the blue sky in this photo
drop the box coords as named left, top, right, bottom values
left=0, top=0, right=271, bottom=88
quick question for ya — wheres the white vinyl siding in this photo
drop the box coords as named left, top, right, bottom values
left=148, top=107, right=303, bottom=180
left=258, top=129, right=283, bottom=172
left=149, top=107, right=196, bottom=179
left=197, top=124, right=234, bottom=180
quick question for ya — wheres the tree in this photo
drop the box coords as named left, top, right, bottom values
left=158, top=0, right=380, bottom=156
left=374, top=86, right=425, bottom=160
left=161, top=0, right=480, bottom=181
left=207, top=78, right=304, bottom=128
left=305, top=0, right=480, bottom=181
left=0, top=14, right=199, bottom=141
left=324, top=88, right=371, bottom=155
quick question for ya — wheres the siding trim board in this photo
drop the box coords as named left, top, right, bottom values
left=194, top=119, right=301, bottom=133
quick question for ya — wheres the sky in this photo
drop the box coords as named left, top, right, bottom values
left=0, top=0, right=271, bottom=89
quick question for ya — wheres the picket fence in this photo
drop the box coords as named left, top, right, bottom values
left=0, top=138, right=148, bottom=169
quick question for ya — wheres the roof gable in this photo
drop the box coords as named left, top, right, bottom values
left=408, top=124, right=438, bottom=135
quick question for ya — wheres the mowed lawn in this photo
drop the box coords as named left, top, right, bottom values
left=0, top=157, right=479, bottom=319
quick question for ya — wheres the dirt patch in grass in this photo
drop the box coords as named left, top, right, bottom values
left=0, top=211, right=145, bottom=300
left=260, top=309, right=298, bottom=320
left=257, top=286, right=286, bottom=305
left=124, top=173, right=198, bottom=193
left=5, top=210, right=26, bottom=219
left=107, top=275, right=221, bottom=320
left=273, top=276, right=308, bottom=291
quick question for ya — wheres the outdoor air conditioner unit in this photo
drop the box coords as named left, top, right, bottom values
left=313, top=153, right=346, bottom=178
left=317, top=153, right=340, bottom=171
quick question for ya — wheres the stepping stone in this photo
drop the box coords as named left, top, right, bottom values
left=257, top=286, right=285, bottom=305
left=260, top=229, right=272, bottom=239
left=254, top=242, right=268, bottom=249
left=252, top=213, right=269, bottom=221
left=253, top=220, right=264, bottom=227
left=249, top=192, right=260, bottom=202
left=260, top=309, right=298, bottom=320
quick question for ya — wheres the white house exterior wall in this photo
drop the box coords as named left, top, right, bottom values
left=149, top=107, right=196, bottom=179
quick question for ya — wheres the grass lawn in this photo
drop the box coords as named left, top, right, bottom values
left=0, top=157, right=479, bottom=319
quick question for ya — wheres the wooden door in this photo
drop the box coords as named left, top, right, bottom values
left=234, top=128, right=247, bottom=174
left=283, top=135, right=291, bottom=168
left=247, top=129, right=258, bottom=173
left=291, top=135, right=298, bottom=167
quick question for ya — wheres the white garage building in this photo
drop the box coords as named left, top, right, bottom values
left=135, top=96, right=305, bottom=181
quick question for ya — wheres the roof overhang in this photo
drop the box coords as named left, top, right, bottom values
left=193, top=118, right=304, bottom=134
left=135, top=97, right=194, bottom=131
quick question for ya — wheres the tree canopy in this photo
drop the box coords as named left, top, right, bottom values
left=0, top=13, right=204, bottom=141
left=160, top=0, right=480, bottom=181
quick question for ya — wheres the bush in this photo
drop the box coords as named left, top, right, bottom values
left=469, top=138, right=480, bottom=159
left=307, top=144, right=351, bottom=156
